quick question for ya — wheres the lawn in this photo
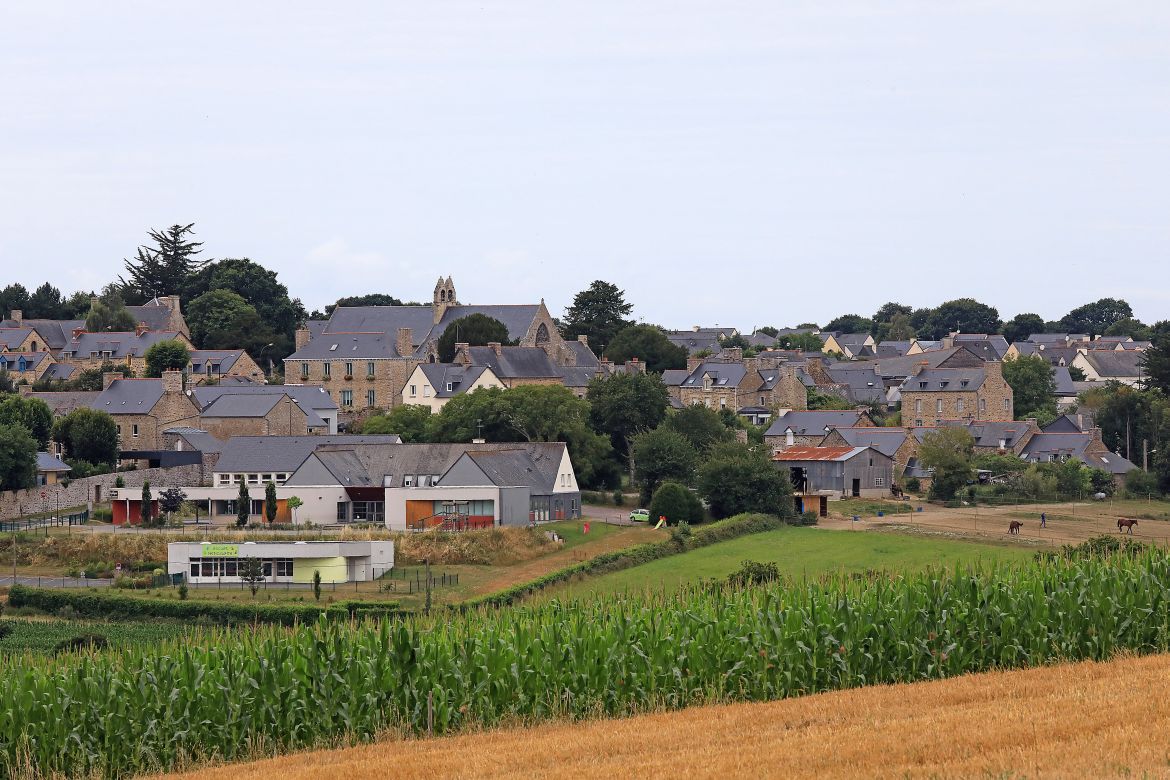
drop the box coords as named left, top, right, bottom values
left=544, top=526, right=1033, bottom=600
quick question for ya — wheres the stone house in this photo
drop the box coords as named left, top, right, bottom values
left=1070, top=350, right=1145, bottom=387
left=0, top=328, right=43, bottom=353
left=285, top=277, right=571, bottom=416
left=193, top=385, right=339, bottom=435
left=1019, top=430, right=1138, bottom=482
left=196, top=393, right=314, bottom=439
left=188, top=350, right=265, bottom=385
left=0, top=351, right=55, bottom=383
left=819, top=333, right=876, bottom=359
left=59, top=330, right=194, bottom=375
left=676, top=349, right=807, bottom=413
left=899, top=362, right=1014, bottom=425
left=1, top=296, right=188, bottom=354
left=664, top=326, right=739, bottom=355
left=88, top=371, right=202, bottom=455
left=763, top=409, right=876, bottom=453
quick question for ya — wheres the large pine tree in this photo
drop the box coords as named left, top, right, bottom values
left=562, top=280, right=633, bottom=352
left=121, top=223, right=208, bottom=302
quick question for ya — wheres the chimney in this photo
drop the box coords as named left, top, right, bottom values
left=687, top=355, right=702, bottom=372
left=785, top=429, right=795, bottom=447
left=744, top=356, right=760, bottom=375
left=984, top=361, right=1003, bottom=379
left=72, top=327, right=85, bottom=340
left=102, top=371, right=123, bottom=390
left=135, top=322, right=149, bottom=337
left=396, top=327, right=413, bottom=357
left=488, top=341, right=502, bottom=356
left=577, top=334, right=589, bottom=346
left=90, top=295, right=98, bottom=308
left=912, top=361, right=930, bottom=376
left=163, top=295, right=181, bottom=315
left=9, top=310, right=21, bottom=325
left=161, top=369, right=183, bottom=394
left=453, top=342, right=470, bottom=365
left=295, top=327, right=311, bottom=350
left=723, top=347, right=743, bottom=362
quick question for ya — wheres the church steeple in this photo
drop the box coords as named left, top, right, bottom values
left=433, top=276, right=458, bottom=324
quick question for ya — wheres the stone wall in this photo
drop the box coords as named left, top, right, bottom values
left=0, top=462, right=206, bottom=521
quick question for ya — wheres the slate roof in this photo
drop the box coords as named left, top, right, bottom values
left=287, top=332, right=400, bottom=360
left=1042, top=414, right=1094, bottom=433
left=189, top=350, right=247, bottom=374
left=0, top=328, right=35, bottom=350
left=1052, top=366, right=1076, bottom=396
left=453, top=449, right=548, bottom=488
left=467, top=346, right=561, bottom=379
left=0, top=321, right=83, bottom=350
left=1020, top=433, right=1137, bottom=475
left=850, top=346, right=978, bottom=380
left=773, top=446, right=869, bottom=462
left=126, top=300, right=176, bottom=332
left=62, top=331, right=183, bottom=359
left=1028, top=333, right=1089, bottom=345
left=564, top=341, right=600, bottom=367
left=825, top=365, right=887, bottom=404
left=661, top=369, right=690, bottom=387
left=36, top=452, right=71, bottom=473
left=901, top=367, right=987, bottom=392
left=198, top=394, right=284, bottom=418
left=91, top=379, right=166, bottom=415
left=194, top=384, right=338, bottom=412
left=416, top=363, right=493, bottom=397
left=951, top=335, right=1009, bottom=360
left=828, top=427, right=908, bottom=458
left=682, top=361, right=748, bottom=388
left=875, top=341, right=913, bottom=358
left=42, top=363, right=75, bottom=380
left=559, top=366, right=601, bottom=389
left=161, top=427, right=225, bottom=454
left=1078, top=350, right=1144, bottom=379
left=29, top=391, right=99, bottom=416
left=213, top=435, right=403, bottom=474
left=764, top=410, right=868, bottom=437
left=0, top=352, right=50, bottom=370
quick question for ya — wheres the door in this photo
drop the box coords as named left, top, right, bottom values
left=405, top=500, right=432, bottom=530
left=851, top=478, right=860, bottom=497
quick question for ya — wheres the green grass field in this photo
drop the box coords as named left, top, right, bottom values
left=544, top=526, right=1034, bottom=600
left=0, top=617, right=196, bottom=658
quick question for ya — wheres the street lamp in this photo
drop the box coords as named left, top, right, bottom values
left=258, top=343, right=275, bottom=380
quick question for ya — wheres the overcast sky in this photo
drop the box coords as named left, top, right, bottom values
left=1, top=2, right=1168, bottom=329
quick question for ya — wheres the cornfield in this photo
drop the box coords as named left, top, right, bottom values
left=5, top=550, right=1170, bottom=778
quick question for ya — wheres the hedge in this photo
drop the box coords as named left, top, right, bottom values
left=459, top=512, right=782, bottom=609
left=6, top=586, right=402, bottom=626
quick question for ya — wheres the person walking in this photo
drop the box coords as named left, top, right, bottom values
left=1040, top=512, right=1047, bottom=529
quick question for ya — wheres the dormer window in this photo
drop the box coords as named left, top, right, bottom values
left=919, top=381, right=927, bottom=388
left=446, top=382, right=454, bottom=392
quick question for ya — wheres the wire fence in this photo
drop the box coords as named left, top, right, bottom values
left=0, top=511, right=90, bottom=534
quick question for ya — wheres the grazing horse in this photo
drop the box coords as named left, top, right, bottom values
left=1118, top=517, right=1138, bottom=535
left=1008, top=520, right=1022, bottom=535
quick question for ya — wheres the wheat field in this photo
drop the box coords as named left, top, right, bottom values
left=163, top=653, right=1170, bottom=779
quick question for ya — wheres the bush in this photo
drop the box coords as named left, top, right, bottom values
left=1124, top=469, right=1161, bottom=498
left=796, top=511, right=820, bottom=526
left=6, top=586, right=403, bottom=626
left=727, top=559, right=780, bottom=587
left=178, top=583, right=188, bottom=601
left=905, top=477, right=921, bottom=493
left=612, top=490, right=624, bottom=507
left=0, top=622, right=11, bottom=640
left=53, top=634, right=109, bottom=654
left=648, top=481, right=703, bottom=526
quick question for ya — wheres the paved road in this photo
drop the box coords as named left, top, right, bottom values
left=0, top=576, right=113, bottom=588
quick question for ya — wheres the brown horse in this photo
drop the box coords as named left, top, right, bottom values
left=1008, top=520, right=1022, bottom=535
left=1118, top=517, right=1138, bottom=535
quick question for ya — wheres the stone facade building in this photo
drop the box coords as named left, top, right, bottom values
left=899, top=362, right=1014, bottom=425
left=59, top=330, right=194, bottom=375
left=285, top=277, right=574, bottom=417
left=89, top=371, right=202, bottom=453
left=675, top=349, right=807, bottom=413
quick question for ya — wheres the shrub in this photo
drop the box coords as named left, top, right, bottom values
left=0, top=622, right=11, bottom=640
left=905, top=477, right=921, bottom=493
left=1124, top=469, right=1160, bottom=498
left=793, top=511, right=819, bottom=526
left=178, top=583, right=188, bottom=601
left=612, top=490, right=624, bottom=507
left=727, top=559, right=780, bottom=587
left=53, top=634, right=109, bottom=654
left=648, top=482, right=703, bottom=526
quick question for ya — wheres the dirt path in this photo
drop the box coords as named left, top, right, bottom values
left=471, top=526, right=663, bottom=596
left=165, top=653, right=1170, bottom=779
left=821, top=499, right=1169, bottom=548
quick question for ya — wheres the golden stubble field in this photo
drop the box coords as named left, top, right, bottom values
left=165, top=653, right=1170, bottom=779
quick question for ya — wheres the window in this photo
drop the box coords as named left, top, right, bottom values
left=956, top=399, right=965, bottom=413
left=247, top=474, right=260, bottom=485
left=367, top=361, right=375, bottom=377
left=979, top=398, right=987, bottom=413
left=345, top=362, right=353, bottom=377
left=409, top=385, right=417, bottom=397
left=251, top=499, right=264, bottom=515
left=189, top=560, right=200, bottom=577
left=914, top=419, right=922, bottom=427
left=423, top=385, right=432, bottom=397
left=323, top=362, right=331, bottom=378
left=366, top=389, right=375, bottom=407
left=915, top=400, right=922, bottom=414
left=132, top=424, right=139, bottom=438
left=446, top=382, right=453, bottom=392
left=1003, top=398, right=1010, bottom=412
left=300, top=362, right=309, bottom=379
left=337, top=502, right=349, bottom=521
left=341, top=389, right=353, bottom=407
left=404, top=475, right=414, bottom=487
left=719, top=398, right=726, bottom=409
left=275, top=473, right=288, bottom=482
left=224, top=559, right=237, bottom=577
left=217, top=473, right=232, bottom=487
left=936, top=400, right=943, bottom=415
left=875, top=477, right=885, bottom=486
left=262, top=474, right=273, bottom=483
left=275, top=559, right=294, bottom=577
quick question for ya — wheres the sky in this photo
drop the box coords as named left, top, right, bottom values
left=1, top=2, right=1168, bottom=330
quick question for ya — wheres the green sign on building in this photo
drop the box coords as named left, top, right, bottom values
left=201, top=544, right=240, bottom=558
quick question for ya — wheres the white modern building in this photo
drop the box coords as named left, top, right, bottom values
left=167, top=540, right=394, bottom=584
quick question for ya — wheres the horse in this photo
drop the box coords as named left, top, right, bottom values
left=1118, top=517, right=1138, bottom=535
left=890, top=485, right=905, bottom=500
left=1008, top=520, right=1022, bottom=535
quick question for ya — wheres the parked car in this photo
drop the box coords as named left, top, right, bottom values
left=629, top=509, right=650, bottom=522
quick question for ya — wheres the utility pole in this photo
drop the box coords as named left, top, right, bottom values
left=1144, top=439, right=1149, bottom=472
left=424, top=558, right=432, bottom=616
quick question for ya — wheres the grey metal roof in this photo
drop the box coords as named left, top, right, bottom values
left=213, top=435, right=403, bottom=474
left=36, top=452, right=71, bottom=472
left=91, top=379, right=166, bottom=415
left=454, top=449, right=548, bottom=488
left=764, top=410, right=868, bottom=437
left=901, top=367, right=987, bottom=393
left=63, top=331, right=183, bottom=359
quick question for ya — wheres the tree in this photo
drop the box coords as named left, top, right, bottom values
left=648, top=481, right=703, bottom=526
left=264, top=481, right=278, bottom=524
left=358, top=405, right=434, bottom=441
left=807, top=387, right=854, bottom=410
left=326, top=294, right=403, bottom=314
left=26, top=283, right=66, bottom=319
left=186, top=289, right=278, bottom=355
left=52, top=408, right=119, bottom=466
left=85, top=290, right=136, bottom=333
left=757, top=326, right=779, bottom=338
left=0, top=395, right=53, bottom=449
left=1144, top=336, right=1170, bottom=394
left=0, top=423, right=37, bottom=491
left=587, top=372, right=670, bottom=477
left=239, top=557, right=264, bottom=597
left=871, top=302, right=914, bottom=340
left=497, top=384, right=589, bottom=443
left=183, top=258, right=306, bottom=360
left=1104, top=318, right=1150, bottom=341
left=144, top=340, right=191, bottom=378
left=159, top=487, right=186, bottom=522
left=922, top=299, right=1001, bottom=340
left=663, top=405, right=734, bottom=453
left=882, top=313, right=916, bottom=342
left=436, top=314, right=513, bottom=362
left=562, top=280, right=633, bottom=350
left=919, top=428, right=975, bottom=501
left=823, top=314, right=873, bottom=334
left=605, top=324, right=687, bottom=373
left=1060, top=298, right=1134, bottom=337
left=776, top=333, right=824, bottom=351
left=1000, top=313, right=1046, bottom=344
left=121, top=223, right=207, bottom=301
left=632, top=427, right=697, bottom=502
left=141, top=481, right=154, bottom=526
left=0, top=284, right=30, bottom=319
left=1002, top=355, right=1057, bottom=422
left=236, top=482, right=250, bottom=527
left=697, top=445, right=792, bottom=519
left=287, top=496, right=303, bottom=524
left=70, top=361, right=135, bottom=391
left=312, top=569, right=322, bottom=601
